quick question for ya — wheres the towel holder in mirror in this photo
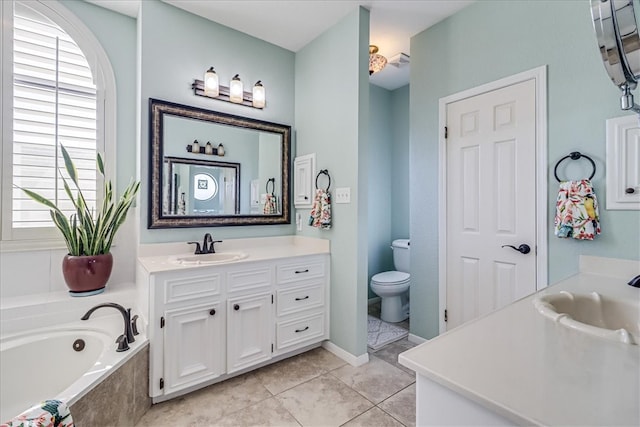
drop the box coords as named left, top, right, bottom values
left=315, top=169, right=331, bottom=191
left=266, top=177, right=275, bottom=194
left=554, top=152, right=596, bottom=182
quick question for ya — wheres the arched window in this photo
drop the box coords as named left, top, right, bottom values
left=1, top=0, right=115, bottom=247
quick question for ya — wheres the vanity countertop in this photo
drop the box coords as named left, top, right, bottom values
left=399, top=256, right=640, bottom=426
left=137, top=235, right=330, bottom=274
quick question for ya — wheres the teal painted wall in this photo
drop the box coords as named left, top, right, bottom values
left=390, top=84, right=410, bottom=240
left=295, top=7, right=370, bottom=356
left=59, top=0, right=136, bottom=196
left=368, top=84, right=393, bottom=298
left=410, top=0, right=640, bottom=339
left=138, top=0, right=296, bottom=243
left=367, top=84, right=410, bottom=299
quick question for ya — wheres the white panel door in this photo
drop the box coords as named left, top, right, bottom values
left=227, top=293, right=272, bottom=373
left=163, top=302, right=224, bottom=394
left=446, top=79, right=537, bottom=329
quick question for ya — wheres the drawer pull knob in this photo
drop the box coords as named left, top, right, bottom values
left=295, top=326, right=309, bottom=333
left=234, top=304, right=240, bottom=311
left=626, top=187, right=636, bottom=194
left=295, top=269, right=309, bottom=274
left=295, top=296, right=309, bottom=301
left=209, top=309, right=216, bottom=316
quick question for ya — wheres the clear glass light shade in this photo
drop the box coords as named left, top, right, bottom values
left=252, top=81, right=265, bottom=108
left=368, top=45, right=387, bottom=75
left=204, top=67, right=219, bottom=97
left=229, top=74, right=243, bottom=103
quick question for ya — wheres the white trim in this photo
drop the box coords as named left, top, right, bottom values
left=367, top=296, right=381, bottom=305
left=438, top=66, right=548, bottom=334
left=408, top=333, right=427, bottom=345
left=322, top=341, right=369, bottom=367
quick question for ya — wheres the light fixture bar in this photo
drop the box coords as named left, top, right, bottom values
left=191, top=79, right=265, bottom=109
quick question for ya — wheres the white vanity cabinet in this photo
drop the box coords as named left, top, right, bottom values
left=139, top=252, right=329, bottom=402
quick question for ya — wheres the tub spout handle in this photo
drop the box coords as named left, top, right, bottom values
left=115, top=334, right=129, bottom=352
left=131, top=314, right=140, bottom=336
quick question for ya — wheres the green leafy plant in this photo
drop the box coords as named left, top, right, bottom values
left=20, top=145, right=140, bottom=256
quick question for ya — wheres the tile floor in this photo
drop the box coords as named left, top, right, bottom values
left=136, top=305, right=416, bottom=427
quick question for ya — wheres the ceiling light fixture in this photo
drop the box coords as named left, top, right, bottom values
left=369, top=45, right=387, bottom=75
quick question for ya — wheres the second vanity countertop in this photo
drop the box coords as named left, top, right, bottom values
left=137, top=235, right=330, bottom=274
left=399, top=256, right=640, bottom=426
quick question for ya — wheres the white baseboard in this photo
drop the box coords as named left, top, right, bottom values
left=368, top=296, right=381, bottom=305
left=322, top=341, right=369, bottom=367
left=408, top=333, right=427, bottom=345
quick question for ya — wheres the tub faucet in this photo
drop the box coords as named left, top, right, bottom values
left=628, top=275, right=640, bottom=288
left=81, top=303, right=135, bottom=346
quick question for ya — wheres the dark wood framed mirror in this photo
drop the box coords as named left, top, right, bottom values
left=149, top=98, right=291, bottom=228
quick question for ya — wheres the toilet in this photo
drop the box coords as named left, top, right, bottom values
left=370, top=239, right=410, bottom=323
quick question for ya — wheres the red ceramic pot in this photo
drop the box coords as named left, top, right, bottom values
left=62, top=253, right=113, bottom=295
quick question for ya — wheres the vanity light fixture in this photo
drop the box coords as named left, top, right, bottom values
left=229, top=74, right=243, bottom=104
left=204, top=66, right=219, bottom=97
left=192, top=69, right=266, bottom=109
left=252, top=81, right=266, bottom=109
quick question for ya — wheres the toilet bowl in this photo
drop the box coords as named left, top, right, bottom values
left=370, top=239, right=410, bottom=323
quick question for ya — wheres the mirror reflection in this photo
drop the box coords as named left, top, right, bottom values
left=149, top=98, right=291, bottom=228
left=163, top=156, right=240, bottom=216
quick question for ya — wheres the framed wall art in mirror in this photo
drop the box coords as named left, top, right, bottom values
left=149, top=98, right=291, bottom=228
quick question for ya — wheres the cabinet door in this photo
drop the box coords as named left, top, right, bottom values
left=227, top=293, right=272, bottom=373
left=163, top=302, right=224, bottom=395
left=294, top=153, right=315, bottom=208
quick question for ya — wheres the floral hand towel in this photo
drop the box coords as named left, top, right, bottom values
left=2, top=400, right=74, bottom=427
left=554, top=179, right=601, bottom=240
left=263, top=193, right=278, bottom=215
left=308, top=189, right=331, bottom=229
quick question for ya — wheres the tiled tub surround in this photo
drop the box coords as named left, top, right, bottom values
left=399, top=256, right=640, bottom=426
left=137, top=236, right=332, bottom=403
left=0, top=285, right=149, bottom=424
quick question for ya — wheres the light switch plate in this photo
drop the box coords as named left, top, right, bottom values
left=335, top=187, right=351, bottom=204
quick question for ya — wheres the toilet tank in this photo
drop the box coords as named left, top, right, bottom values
left=391, top=239, right=410, bottom=273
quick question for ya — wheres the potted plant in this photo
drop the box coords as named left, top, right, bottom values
left=20, top=145, right=140, bottom=296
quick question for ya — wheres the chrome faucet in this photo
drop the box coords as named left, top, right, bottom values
left=81, top=303, right=136, bottom=351
left=628, top=275, right=640, bottom=288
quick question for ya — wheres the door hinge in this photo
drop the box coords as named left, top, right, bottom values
left=444, top=309, right=448, bottom=322
left=444, top=126, right=448, bottom=139
left=159, top=378, right=164, bottom=389
left=160, top=316, right=165, bottom=328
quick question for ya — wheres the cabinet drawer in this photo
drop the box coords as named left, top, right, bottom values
left=276, top=282, right=324, bottom=317
left=227, top=266, right=272, bottom=293
left=277, top=258, right=325, bottom=284
left=276, top=312, right=324, bottom=351
left=164, top=273, right=222, bottom=304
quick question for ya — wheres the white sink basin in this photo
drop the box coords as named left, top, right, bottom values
left=170, top=252, right=248, bottom=265
left=533, top=291, right=640, bottom=345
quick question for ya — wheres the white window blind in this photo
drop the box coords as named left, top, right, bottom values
left=12, top=2, right=97, bottom=229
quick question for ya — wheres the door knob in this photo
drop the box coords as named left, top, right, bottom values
left=501, top=244, right=531, bottom=254
left=209, top=309, right=216, bottom=316
left=234, top=304, right=240, bottom=311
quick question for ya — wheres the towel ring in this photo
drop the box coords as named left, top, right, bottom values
left=265, top=177, right=275, bottom=194
left=315, top=169, right=331, bottom=191
left=554, top=151, right=596, bottom=182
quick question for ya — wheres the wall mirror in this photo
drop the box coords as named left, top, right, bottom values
left=149, top=98, right=291, bottom=228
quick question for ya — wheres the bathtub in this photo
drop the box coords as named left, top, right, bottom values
left=0, top=314, right=147, bottom=422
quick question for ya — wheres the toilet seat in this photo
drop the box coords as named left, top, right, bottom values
left=371, top=271, right=410, bottom=286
